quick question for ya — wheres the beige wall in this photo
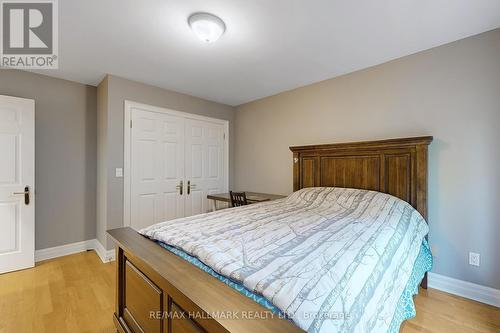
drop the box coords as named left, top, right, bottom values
left=0, top=70, right=97, bottom=250
left=234, top=29, right=500, bottom=289
left=97, top=75, right=235, bottom=248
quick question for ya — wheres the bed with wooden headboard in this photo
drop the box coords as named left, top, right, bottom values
left=108, top=136, right=433, bottom=333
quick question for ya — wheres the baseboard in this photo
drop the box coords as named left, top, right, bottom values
left=92, top=239, right=116, bottom=263
left=35, top=239, right=115, bottom=264
left=35, top=240, right=95, bottom=262
left=428, top=272, right=500, bottom=307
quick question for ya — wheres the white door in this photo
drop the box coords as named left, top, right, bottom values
left=184, top=119, right=225, bottom=216
left=0, top=95, right=35, bottom=274
left=130, top=108, right=185, bottom=230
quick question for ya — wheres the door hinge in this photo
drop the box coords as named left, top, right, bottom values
left=223, top=133, right=226, bottom=140
left=130, top=119, right=132, bottom=128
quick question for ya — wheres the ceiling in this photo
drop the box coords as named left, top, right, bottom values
left=33, top=0, right=500, bottom=106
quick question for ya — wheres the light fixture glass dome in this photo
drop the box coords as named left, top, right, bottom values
left=188, top=13, right=226, bottom=43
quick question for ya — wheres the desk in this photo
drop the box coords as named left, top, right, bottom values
left=207, top=192, right=286, bottom=211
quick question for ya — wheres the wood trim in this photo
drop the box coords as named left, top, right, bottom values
left=289, top=136, right=433, bottom=152
left=290, top=136, right=432, bottom=218
left=292, top=152, right=300, bottom=192
left=415, top=144, right=429, bottom=220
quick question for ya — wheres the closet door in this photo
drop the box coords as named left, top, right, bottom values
left=184, top=119, right=225, bottom=216
left=130, top=109, right=185, bottom=230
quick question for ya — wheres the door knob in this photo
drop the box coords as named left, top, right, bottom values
left=175, top=180, right=183, bottom=195
left=187, top=181, right=196, bottom=195
left=13, top=186, right=30, bottom=205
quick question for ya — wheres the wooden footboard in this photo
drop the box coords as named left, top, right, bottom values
left=108, top=227, right=302, bottom=333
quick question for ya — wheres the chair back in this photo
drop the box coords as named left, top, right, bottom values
left=229, top=191, right=248, bottom=207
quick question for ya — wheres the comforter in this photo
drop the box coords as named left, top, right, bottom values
left=141, top=187, right=430, bottom=333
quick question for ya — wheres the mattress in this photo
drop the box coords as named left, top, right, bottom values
left=141, top=187, right=432, bottom=332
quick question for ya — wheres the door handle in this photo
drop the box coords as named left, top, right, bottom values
left=13, top=186, right=30, bottom=205
left=175, top=180, right=183, bottom=195
left=187, top=181, right=196, bottom=195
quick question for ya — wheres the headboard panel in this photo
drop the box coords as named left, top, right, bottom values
left=290, top=136, right=433, bottom=220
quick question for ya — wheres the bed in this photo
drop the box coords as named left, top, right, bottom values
left=108, top=136, right=433, bottom=333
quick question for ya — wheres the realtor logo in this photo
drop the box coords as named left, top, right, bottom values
left=1, top=0, right=58, bottom=68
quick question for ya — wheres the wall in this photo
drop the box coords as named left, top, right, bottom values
left=0, top=70, right=97, bottom=250
left=234, top=29, right=500, bottom=289
left=98, top=75, right=235, bottom=249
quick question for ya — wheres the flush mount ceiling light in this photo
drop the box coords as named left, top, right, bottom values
left=188, top=12, right=226, bottom=43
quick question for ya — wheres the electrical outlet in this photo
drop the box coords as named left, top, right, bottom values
left=469, top=252, right=480, bottom=267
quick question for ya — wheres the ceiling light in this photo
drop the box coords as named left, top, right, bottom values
left=188, top=13, right=226, bottom=43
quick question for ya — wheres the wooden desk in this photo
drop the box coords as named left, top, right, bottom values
left=207, top=192, right=286, bottom=211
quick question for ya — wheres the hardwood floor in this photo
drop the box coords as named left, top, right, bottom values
left=401, top=288, right=500, bottom=333
left=0, top=251, right=115, bottom=333
left=0, top=251, right=498, bottom=333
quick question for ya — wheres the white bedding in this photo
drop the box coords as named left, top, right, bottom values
left=141, top=187, right=429, bottom=332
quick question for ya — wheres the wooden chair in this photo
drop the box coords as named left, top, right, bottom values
left=229, top=191, right=248, bottom=207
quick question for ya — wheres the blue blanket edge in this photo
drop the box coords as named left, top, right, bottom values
left=387, top=239, right=433, bottom=333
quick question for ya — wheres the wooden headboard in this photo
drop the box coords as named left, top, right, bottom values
left=289, top=136, right=433, bottom=220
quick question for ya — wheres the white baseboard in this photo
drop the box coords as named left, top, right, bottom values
left=428, top=272, right=500, bottom=307
left=35, top=239, right=115, bottom=264
left=35, top=240, right=95, bottom=262
left=92, top=239, right=115, bottom=263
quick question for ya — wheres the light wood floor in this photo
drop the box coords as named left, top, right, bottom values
left=0, top=251, right=498, bottom=333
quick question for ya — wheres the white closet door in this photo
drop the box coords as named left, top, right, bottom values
left=130, top=108, right=185, bottom=230
left=184, top=119, right=225, bottom=216
left=0, top=95, right=35, bottom=274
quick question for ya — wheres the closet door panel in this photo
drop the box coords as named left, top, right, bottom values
left=185, top=119, right=225, bottom=217
left=130, top=108, right=185, bottom=230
